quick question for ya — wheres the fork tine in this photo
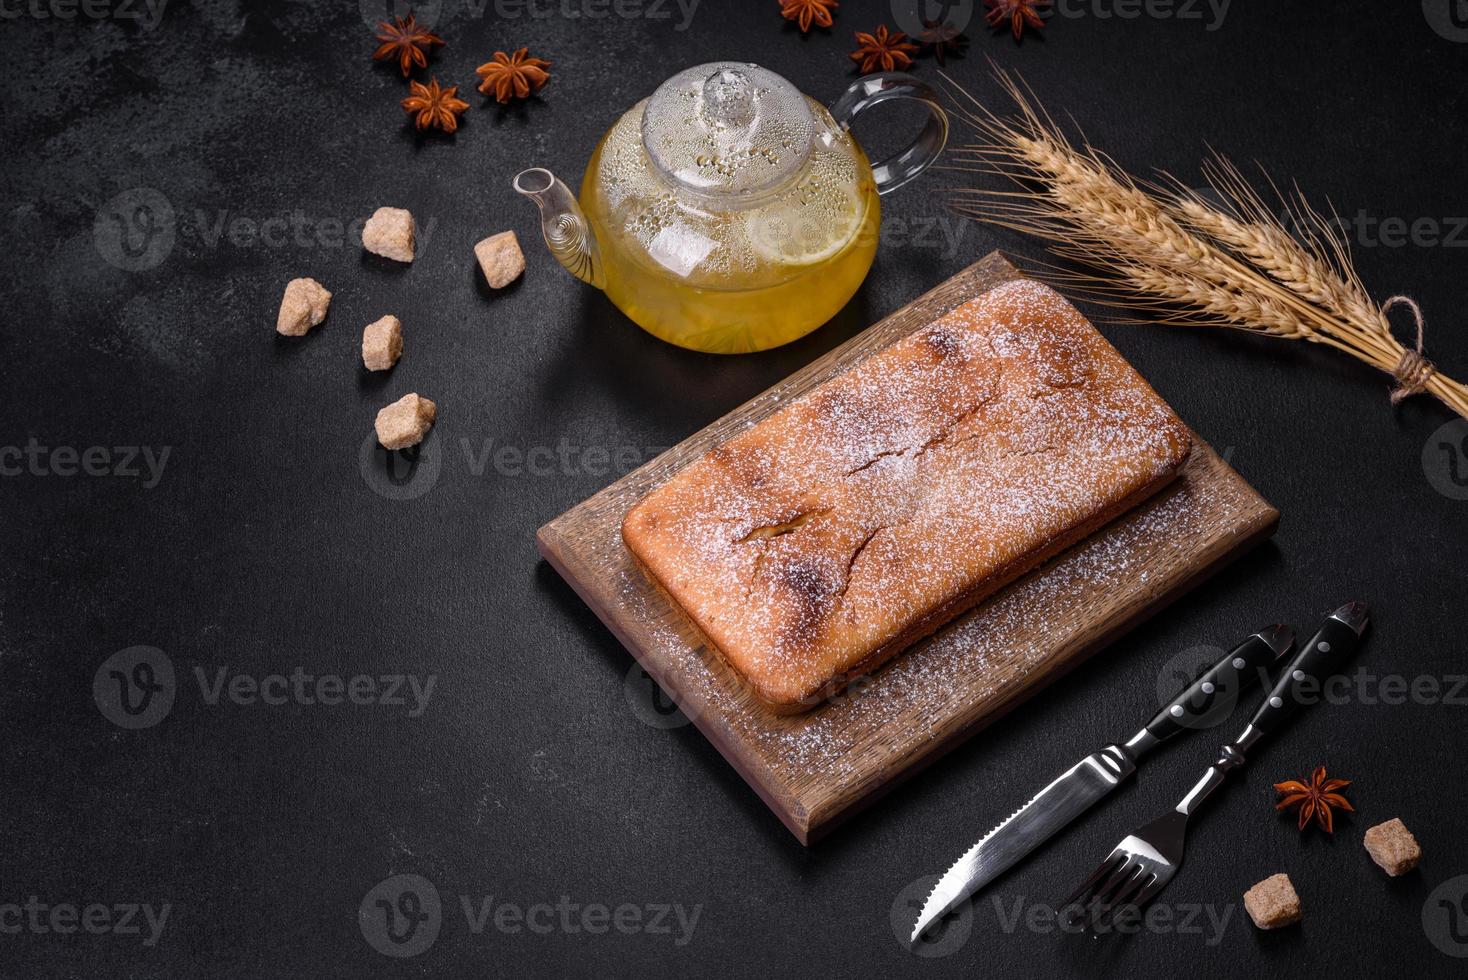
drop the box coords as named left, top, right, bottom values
left=1093, top=870, right=1153, bottom=932
left=1099, top=862, right=1141, bottom=901
left=1081, top=865, right=1142, bottom=933
left=1084, top=861, right=1140, bottom=920
left=1059, top=852, right=1124, bottom=914
left=1127, top=872, right=1173, bottom=914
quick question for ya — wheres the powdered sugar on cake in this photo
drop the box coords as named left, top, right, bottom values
left=621, top=278, right=1192, bottom=709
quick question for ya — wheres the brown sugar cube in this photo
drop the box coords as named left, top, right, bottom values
left=375, top=393, right=436, bottom=450
left=475, top=230, right=525, bottom=288
left=363, top=207, right=416, bottom=263
left=1243, top=873, right=1301, bottom=930
left=1364, top=818, right=1421, bottom=876
left=362, top=315, right=403, bottom=371
left=276, top=277, right=332, bottom=336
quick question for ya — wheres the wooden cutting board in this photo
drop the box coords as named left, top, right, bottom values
left=537, top=252, right=1279, bottom=845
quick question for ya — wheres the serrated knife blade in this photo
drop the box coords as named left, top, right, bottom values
left=908, top=624, right=1295, bottom=944
left=911, top=747, right=1136, bottom=942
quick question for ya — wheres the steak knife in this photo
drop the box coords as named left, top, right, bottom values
left=909, top=624, right=1295, bottom=942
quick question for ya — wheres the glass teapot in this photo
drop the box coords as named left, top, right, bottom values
left=513, top=63, right=948, bottom=354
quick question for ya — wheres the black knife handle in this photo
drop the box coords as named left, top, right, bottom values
left=1245, top=602, right=1369, bottom=737
left=1143, top=626, right=1294, bottom=742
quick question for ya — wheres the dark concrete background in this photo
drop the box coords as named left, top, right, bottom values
left=2, top=0, right=1467, bottom=976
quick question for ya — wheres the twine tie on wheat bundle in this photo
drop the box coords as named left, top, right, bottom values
left=1381, top=296, right=1436, bottom=405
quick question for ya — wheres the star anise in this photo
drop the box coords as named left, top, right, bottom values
left=1274, top=765, right=1354, bottom=833
left=780, top=0, right=837, bottom=33
left=401, top=77, right=469, bottom=134
left=372, top=12, right=445, bottom=77
left=849, top=25, right=919, bottom=74
left=984, top=0, right=1049, bottom=42
left=917, top=18, right=969, bottom=65
left=475, top=48, right=553, bottom=104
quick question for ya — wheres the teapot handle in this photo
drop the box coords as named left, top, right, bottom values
left=829, top=72, right=949, bottom=196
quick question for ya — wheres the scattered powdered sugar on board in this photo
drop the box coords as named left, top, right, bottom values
left=612, top=467, right=1241, bottom=778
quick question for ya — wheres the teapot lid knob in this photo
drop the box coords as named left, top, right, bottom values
left=641, top=62, right=815, bottom=203
left=701, top=68, right=756, bottom=128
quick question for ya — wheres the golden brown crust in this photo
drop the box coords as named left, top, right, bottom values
left=622, top=281, right=1192, bottom=712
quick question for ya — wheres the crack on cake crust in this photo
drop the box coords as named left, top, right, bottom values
left=836, top=525, right=884, bottom=603
left=736, top=508, right=832, bottom=544
left=844, top=449, right=907, bottom=477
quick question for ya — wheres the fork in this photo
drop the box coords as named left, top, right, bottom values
left=1060, top=601, right=1370, bottom=933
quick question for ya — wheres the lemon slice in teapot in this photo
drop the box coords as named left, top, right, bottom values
left=745, top=183, right=868, bottom=268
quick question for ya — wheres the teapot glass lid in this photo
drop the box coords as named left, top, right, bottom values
left=641, top=62, right=816, bottom=201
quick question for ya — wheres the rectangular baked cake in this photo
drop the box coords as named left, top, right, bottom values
left=622, top=280, right=1192, bottom=712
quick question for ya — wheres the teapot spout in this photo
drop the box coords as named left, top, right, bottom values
left=512, top=168, right=605, bottom=290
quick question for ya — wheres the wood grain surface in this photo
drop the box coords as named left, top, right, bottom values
left=536, top=252, right=1280, bottom=844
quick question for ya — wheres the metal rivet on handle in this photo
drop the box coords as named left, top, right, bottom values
left=1269, top=696, right=1284, bottom=708
left=1232, top=657, right=1246, bottom=669
left=1292, top=669, right=1306, bottom=681
left=1201, top=682, right=1216, bottom=695
left=1318, top=641, right=1332, bottom=653
left=1170, top=705, right=1184, bottom=718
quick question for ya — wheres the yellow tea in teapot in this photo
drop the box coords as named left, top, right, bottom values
left=582, top=97, right=880, bottom=354
left=516, top=63, right=947, bottom=354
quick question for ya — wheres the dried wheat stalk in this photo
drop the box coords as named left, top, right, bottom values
left=942, top=70, right=1468, bottom=421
